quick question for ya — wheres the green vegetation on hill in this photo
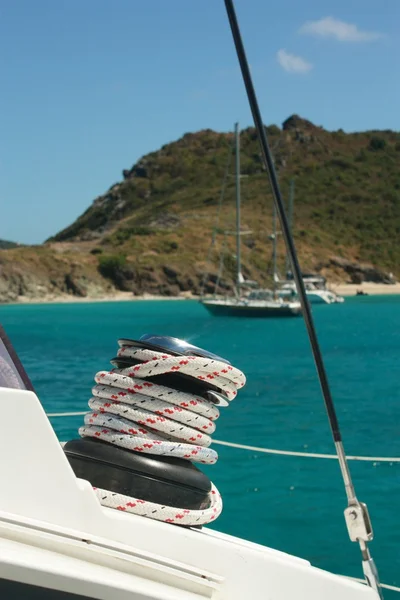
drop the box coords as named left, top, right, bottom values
left=1, top=115, right=399, bottom=302
left=0, top=239, right=22, bottom=250
left=50, top=115, right=400, bottom=283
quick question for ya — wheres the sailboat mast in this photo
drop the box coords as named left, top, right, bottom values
left=272, top=202, right=277, bottom=295
left=285, top=179, right=294, bottom=274
left=234, top=122, right=242, bottom=288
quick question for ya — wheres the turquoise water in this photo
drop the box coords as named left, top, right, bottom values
left=0, top=297, right=399, bottom=594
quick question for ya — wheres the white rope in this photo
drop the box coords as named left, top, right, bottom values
left=344, top=576, right=400, bottom=593
left=48, top=411, right=87, bottom=417
left=50, top=413, right=400, bottom=463
left=380, top=583, right=400, bottom=592
left=212, top=439, right=400, bottom=463
left=67, top=343, right=245, bottom=526
left=116, top=346, right=245, bottom=399
left=94, top=482, right=222, bottom=526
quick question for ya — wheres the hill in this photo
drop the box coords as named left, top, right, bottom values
left=0, top=239, right=23, bottom=250
left=1, top=115, right=399, bottom=302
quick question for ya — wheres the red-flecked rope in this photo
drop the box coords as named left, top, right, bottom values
left=78, top=344, right=246, bottom=526
left=93, top=482, right=222, bottom=526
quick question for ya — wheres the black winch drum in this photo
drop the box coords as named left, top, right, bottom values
left=64, top=437, right=211, bottom=510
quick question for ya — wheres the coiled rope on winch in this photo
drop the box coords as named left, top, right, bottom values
left=78, top=342, right=246, bottom=526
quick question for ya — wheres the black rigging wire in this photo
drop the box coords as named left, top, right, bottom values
left=223, top=0, right=341, bottom=442
left=223, top=3, right=383, bottom=595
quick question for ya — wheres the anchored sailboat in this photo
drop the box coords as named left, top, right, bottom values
left=200, top=123, right=301, bottom=317
left=278, top=272, right=345, bottom=304
left=276, top=181, right=345, bottom=304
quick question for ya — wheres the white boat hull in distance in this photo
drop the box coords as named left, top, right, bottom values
left=306, top=290, right=344, bottom=304
left=0, top=387, right=379, bottom=600
left=200, top=298, right=302, bottom=317
left=279, top=287, right=344, bottom=305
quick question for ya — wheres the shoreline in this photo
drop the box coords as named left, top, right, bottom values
left=2, top=292, right=194, bottom=306
left=332, top=282, right=400, bottom=297
left=1, top=283, right=400, bottom=306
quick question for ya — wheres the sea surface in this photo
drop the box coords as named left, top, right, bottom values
left=0, top=297, right=399, bottom=595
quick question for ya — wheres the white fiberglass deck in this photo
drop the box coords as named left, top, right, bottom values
left=0, top=387, right=380, bottom=600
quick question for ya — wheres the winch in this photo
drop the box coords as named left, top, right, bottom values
left=64, top=334, right=246, bottom=526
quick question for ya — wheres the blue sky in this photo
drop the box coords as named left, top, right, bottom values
left=1, top=0, right=399, bottom=244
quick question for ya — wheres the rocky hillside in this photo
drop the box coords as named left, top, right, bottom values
left=1, top=115, right=399, bottom=302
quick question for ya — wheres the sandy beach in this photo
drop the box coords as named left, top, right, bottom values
left=6, top=291, right=192, bottom=306
left=332, top=282, right=400, bottom=297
